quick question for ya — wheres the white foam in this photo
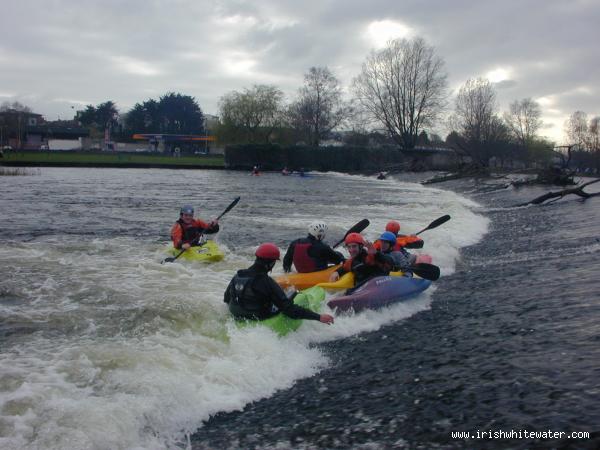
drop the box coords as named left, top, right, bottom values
left=0, top=173, right=489, bottom=449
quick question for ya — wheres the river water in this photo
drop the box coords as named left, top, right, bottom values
left=0, top=168, right=597, bottom=449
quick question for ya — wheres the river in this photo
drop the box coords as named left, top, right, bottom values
left=1, top=168, right=597, bottom=449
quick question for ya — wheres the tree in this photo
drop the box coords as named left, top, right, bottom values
left=77, top=101, right=119, bottom=129
left=451, top=78, right=512, bottom=167
left=157, top=92, right=204, bottom=134
left=504, top=98, right=542, bottom=146
left=564, top=111, right=588, bottom=148
left=219, top=85, right=284, bottom=143
left=0, top=101, right=32, bottom=112
left=352, top=37, right=448, bottom=149
left=288, top=66, right=352, bottom=146
left=454, top=78, right=498, bottom=143
left=588, top=116, right=600, bottom=152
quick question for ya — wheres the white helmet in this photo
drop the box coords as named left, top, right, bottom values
left=308, top=222, right=328, bottom=240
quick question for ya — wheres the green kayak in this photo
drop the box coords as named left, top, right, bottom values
left=236, top=286, right=326, bottom=336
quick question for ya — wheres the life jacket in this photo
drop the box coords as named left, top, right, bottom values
left=225, top=274, right=256, bottom=304
left=342, top=250, right=390, bottom=285
left=395, top=235, right=423, bottom=250
left=177, top=219, right=203, bottom=245
left=292, top=238, right=322, bottom=273
left=225, top=273, right=274, bottom=319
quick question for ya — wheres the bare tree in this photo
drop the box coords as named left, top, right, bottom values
left=288, top=66, right=352, bottom=146
left=454, top=78, right=499, bottom=143
left=0, top=101, right=32, bottom=112
left=585, top=116, right=599, bottom=152
left=564, top=111, right=588, bottom=148
left=219, top=85, right=284, bottom=144
left=352, top=37, right=447, bottom=149
left=450, top=78, right=514, bottom=168
left=504, top=98, right=542, bottom=146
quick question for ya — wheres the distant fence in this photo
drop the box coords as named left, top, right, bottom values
left=224, top=144, right=464, bottom=172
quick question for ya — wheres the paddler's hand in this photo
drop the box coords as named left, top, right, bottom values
left=208, top=219, right=218, bottom=227
left=366, top=241, right=376, bottom=255
left=319, top=314, right=334, bottom=325
left=329, top=272, right=340, bottom=282
left=182, top=243, right=191, bottom=250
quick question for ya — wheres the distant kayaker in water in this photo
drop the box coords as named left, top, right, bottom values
left=283, top=222, right=345, bottom=273
left=377, top=231, right=417, bottom=274
left=252, top=165, right=260, bottom=176
left=170, top=205, right=219, bottom=250
left=328, top=233, right=393, bottom=288
left=377, top=172, right=386, bottom=180
left=224, top=243, right=334, bottom=324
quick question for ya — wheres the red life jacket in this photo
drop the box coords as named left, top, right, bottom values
left=177, top=219, right=202, bottom=245
left=292, top=239, right=320, bottom=273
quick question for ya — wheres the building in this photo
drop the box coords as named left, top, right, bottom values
left=0, top=110, right=89, bottom=150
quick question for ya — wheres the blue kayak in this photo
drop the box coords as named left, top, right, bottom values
left=327, top=275, right=431, bottom=312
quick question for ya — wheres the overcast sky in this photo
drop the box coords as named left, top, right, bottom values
left=1, top=0, right=598, bottom=142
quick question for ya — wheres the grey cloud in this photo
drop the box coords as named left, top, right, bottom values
left=1, top=0, right=598, bottom=141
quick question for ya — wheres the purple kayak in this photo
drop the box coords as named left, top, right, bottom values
left=327, top=275, right=431, bottom=312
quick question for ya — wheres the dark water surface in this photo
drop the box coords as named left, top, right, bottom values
left=191, top=176, right=600, bottom=449
left=1, top=168, right=598, bottom=449
left=0, top=168, right=484, bottom=449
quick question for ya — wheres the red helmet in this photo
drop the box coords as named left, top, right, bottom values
left=385, top=220, right=401, bottom=234
left=255, top=243, right=281, bottom=260
left=344, top=232, right=365, bottom=246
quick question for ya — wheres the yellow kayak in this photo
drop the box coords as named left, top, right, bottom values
left=166, top=240, right=224, bottom=262
left=275, top=265, right=341, bottom=290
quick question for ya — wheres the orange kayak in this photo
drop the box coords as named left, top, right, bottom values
left=275, top=265, right=341, bottom=290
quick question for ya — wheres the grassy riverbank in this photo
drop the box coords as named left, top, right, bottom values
left=0, top=151, right=225, bottom=169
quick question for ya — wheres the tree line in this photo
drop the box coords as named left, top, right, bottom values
left=5, top=35, right=598, bottom=171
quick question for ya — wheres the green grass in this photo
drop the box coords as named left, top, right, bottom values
left=1, top=151, right=225, bottom=168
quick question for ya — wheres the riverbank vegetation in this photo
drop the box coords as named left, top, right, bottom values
left=3, top=36, right=598, bottom=176
left=1, top=151, right=224, bottom=168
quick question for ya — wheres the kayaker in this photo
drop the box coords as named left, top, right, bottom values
left=377, top=231, right=417, bottom=273
left=170, top=205, right=219, bottom=250
left=377, top=172, right=386, bottom=180
left=375, top=220, right=424, bottom=250
left=328, top=233, right=393, bottom=288
left=282, top=222, right=345, bottom=273
left=224, top=243, right=334, bottom=324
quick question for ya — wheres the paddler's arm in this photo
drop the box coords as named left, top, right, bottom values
left=266, top=277, right=333, bottom=323
left=170, top=223, right=185, bottom=249
left=282, top=241, right=296, bottom=273
left=195, top=219, right=219, bottom=234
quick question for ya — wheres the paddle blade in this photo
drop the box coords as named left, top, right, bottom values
left=403, top=240, right=424, bottom=249
left=161, top=257, right=176, bottom=264
left=415, top=214, right=451, bottom=235
left=410, top=262, right=440, bottom=281
left=333, top=219, right=370, bottom=248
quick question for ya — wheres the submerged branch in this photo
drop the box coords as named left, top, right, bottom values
left=516, top=178, right=600, bottom=206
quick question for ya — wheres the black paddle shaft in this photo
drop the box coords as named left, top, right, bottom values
left=415, top=215, right=451, bottom=235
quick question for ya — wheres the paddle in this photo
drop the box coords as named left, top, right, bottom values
left=332, top=219, right=370, bottom=249
left=393, top=215, right=451, bottom=249
left=408, top=262, right=441, bottom=281
left=161, top=196, right=241, bottom=264
left=414, top=214, right=451, bottom=235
